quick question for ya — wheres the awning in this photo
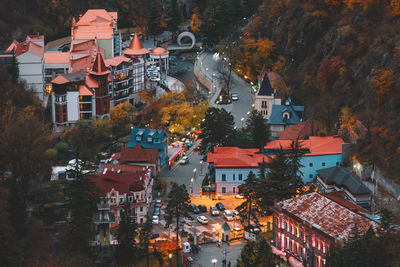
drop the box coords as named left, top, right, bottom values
left=169, top=147, right=184, bottom=162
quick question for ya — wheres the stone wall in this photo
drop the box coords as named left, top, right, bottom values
left=194, top=63, right=215, bottom=94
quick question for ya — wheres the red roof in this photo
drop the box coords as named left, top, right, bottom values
left=51, top=75, right=70, bottom=84
left=44, top=52, right=71, bottom=64
left=324, top=191, right=370, bottom=214
left=70, top=40, right=105, bottom=72
left=15, top=41, right=43, bottom=57
left=89, top=52, right=110, bottom=76
left=123, top=34, right=149, bottom=56
left=101, top=164, right=150, bottom=173
left=85, top=74, right=99, bottom=88
left=207, top=147, right=270, bottom=167
left=278, top=119, right=322, bottom=140
left=150, top=47, right=169, bottom=56
left=90, top=170, right=147, bottom=196
left=119, top=145, right=158, bottom=164
left=265, top=136, right=344, bottom=156
left=6, top=40, right=18, bottom=52
left=277, top=192, right=378, bottom=242
left=72, top=9, right=117, bottom=40
left=79, top=84, right=94, bottom=96
left=104, top=54, right=132, bottom=67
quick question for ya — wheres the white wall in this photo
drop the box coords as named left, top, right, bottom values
left=67, top=91, right=79, bottom=122
left=17, top=52, right=44, bottom=100
left=215, top=167, right=260, bottom=195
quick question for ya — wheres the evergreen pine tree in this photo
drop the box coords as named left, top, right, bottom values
left=116, top=204, right=138, bottom=265
left=246, top=110, right=271, bottom=152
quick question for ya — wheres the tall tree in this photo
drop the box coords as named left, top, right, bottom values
left=237, top=238, right=282, bottom=267
left=235, top=171, right=261, bottom=225
left=167, top=0, right=183, bottom=32
left=116, top=204, right=138, bottom=265
left=138, top=214, right=153, bottom=267
left=287, top=139, right=306, bottom=191
left=190, top=7, right=202, bottom=34
left=110, top=102, right=136, bottom=138
left=165, top=183, right=191, bottom=266
left=246, top=110, right=271, bottom=151
left=199, top=107, right=235, bottom=157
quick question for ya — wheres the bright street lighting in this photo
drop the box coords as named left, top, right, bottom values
left=212, top=259, right=217, bottom=266
left=247, top=111, right=251, bottom=115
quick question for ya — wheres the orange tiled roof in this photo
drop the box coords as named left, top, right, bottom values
left=104, top=54, right=131, bottom=67
left=44, top=52, right=70, bottom=64
left=101, top=164, right=150, bottom=174
left=277, top=192, right=378, bottom=242
left=70, top=42, right=105, bottom=72
left=278, top=119, right=322, bottom=140
left=89, top=52, right=110, bottom=76
left=51, top=75, right=70, bottom=84
left=123, top=34, right=149, bottom=56
left=119, top=145, right=158, bottom=164
left=207, top=147, right=270, bottom=167
left=6, top=40, right=18, bottom=52
left=72, top=9, right=116, bottom=40
left=150, top=47, right=169, bottom=56
left=323, top=191, right=370, bottom=214
left=85, top=74, right=98, bottom=88
left=79, top=84, right=94, bottom=96
left=15, top=41, right=43, bottom=57
left=265, top=136, right=344, bottom=156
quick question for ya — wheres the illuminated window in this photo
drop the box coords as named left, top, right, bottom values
left=45, top=84, right=52, bottom=94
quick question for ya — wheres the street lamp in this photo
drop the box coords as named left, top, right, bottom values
left=212, top=259, right=217, bottom=267
left=193, top=168, right=197, bottom=180
left=247, top=111, right=251, bottom=115
left=200, top=160, right=204, bottom=175
left=169, top=253, right=172, bottom=267
left=241, top=117, right=245, bottom=127
left=191, top=178, right=194, bottom=193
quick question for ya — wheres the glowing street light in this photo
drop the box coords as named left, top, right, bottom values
left=212, top=259, right=217, bottom=267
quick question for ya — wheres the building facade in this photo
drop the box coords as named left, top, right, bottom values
left=265, top=136, right=344, bottom=183
left=273, top=192, right=378, bottom=267
left=315, top=166, right=372, bottom=210
left=127, top=128, right=169, bottom=167
left=207, top=147, right=269, bottom=195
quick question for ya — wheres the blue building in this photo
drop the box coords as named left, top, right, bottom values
left=266, top=97, right=304, bottom=136
left=265, top=136, right=344, bottom=183
left=127, top=128, right=168, bottom=166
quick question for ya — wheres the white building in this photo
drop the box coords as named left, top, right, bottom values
left=207, top=147, right=269, bottom=195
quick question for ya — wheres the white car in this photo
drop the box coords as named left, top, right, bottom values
left=235, top=194, right=244, bottom=199
left=152, top=215, right=159, bottom=225
left=231, top=93, right=239, bottom=101
left=179, top=156, right=189, bottom=165
left=197, top=215, right=209, bottom=224
left=210, top=206, right=220, bottom=216
left=224, top=210, right=234, bottom=221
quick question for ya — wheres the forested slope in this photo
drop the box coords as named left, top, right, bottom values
left=236, top=0, right=400, bottom=181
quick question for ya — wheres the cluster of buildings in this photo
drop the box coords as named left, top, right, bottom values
left=2, top=9, right=170, bottom=131
left=88, top=127, right=168, bottom=245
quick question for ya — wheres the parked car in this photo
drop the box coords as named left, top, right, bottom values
left=233, top=210, right=240, bottom=217
left=152, top=215, right=159, bottom=224
left=198, top=205, right=207, bottom=212
left=235, top=194, right=244, bottom=199
left=194, top=145, right=200, bottom=151
left=224, top=210, right=234, bottom=221
left=216, top=202, right=225, bottom=211
left=155, top=199, right=162, bottom=208
left=149, top=232, right=160, bottom=239
left=231, top=93, right=239, bottom=101
left=249, top=224, right=261, bottom=233
left=197, top=215, right=209, bottom=224
left=154, top=207, right=160, bottom=216
left=210, top=206, right=220, bottom=216
left=189, top=204, right=200, bottom=214
left=179, top=156, right=189, bottom=165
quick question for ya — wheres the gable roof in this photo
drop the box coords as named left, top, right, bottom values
left=104, top=54, right=132, bottom=67
left=72, top=9, right=117, bottom=40
left=44, top=52, right=71, bottom=64
left=90, top=169, right=147, bottom=196
left=324, top=191, right=370, bottom=214
left=51, top=74, right=70, bottom=84
left=266, top=98, right=304, bottom=126
left=317, top=166, right=371, bottom=195
left=15, top=40, right=44, bottom=58
left=123, top=33, right=150, bottom=56
left=127, top=128, right=167, bottom=149
left=278, top=119, right=322, bottom=140
left=119, top=145, right=158, bottom=164
left=277, top=192, right=378, bottom=242
left=257, top=72, right=274, bottom=96
left=265, top=136, right=344, bottom=156
left=207, top=147, right=270, bottom=168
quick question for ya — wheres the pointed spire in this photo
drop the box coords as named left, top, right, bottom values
left=123, top=33, right=150, bottom=56
left=89, top=52, right=110, bottom=76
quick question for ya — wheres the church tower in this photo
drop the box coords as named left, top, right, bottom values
left=89, top=52, right=110, bottom=116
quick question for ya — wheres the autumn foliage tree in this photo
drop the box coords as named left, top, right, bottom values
left=370, top=69, right=395, bottom=106
left=110, top=102, right=136, bottom=137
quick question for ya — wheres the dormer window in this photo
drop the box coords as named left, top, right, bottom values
left=283, top=111, right=290, bottom=119
left=136, top=135, right=141, bottom=141
left=147, top=136, right=152, bottom=142
left=154, top=138, right=160, bottom=143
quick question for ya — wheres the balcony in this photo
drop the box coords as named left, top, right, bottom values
left=114, top=91, right=130, bottom=100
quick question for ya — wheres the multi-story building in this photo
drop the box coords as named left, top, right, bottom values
left=265, top=136, right=344, bottom=183
left=90, top=167, right=153, bottom=225
left=127, top=128, right=169, bottom=167
left=207, top=147, right=269, bottom=195
left=273, top=192, right=378, bottom=267
left=315, top=166, right=372, bottom=210
left=71, top=9, right=121, bottom=59
left=6, top=35, right=45, bottom=100
left=50, top=52, right=110, bottom=128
